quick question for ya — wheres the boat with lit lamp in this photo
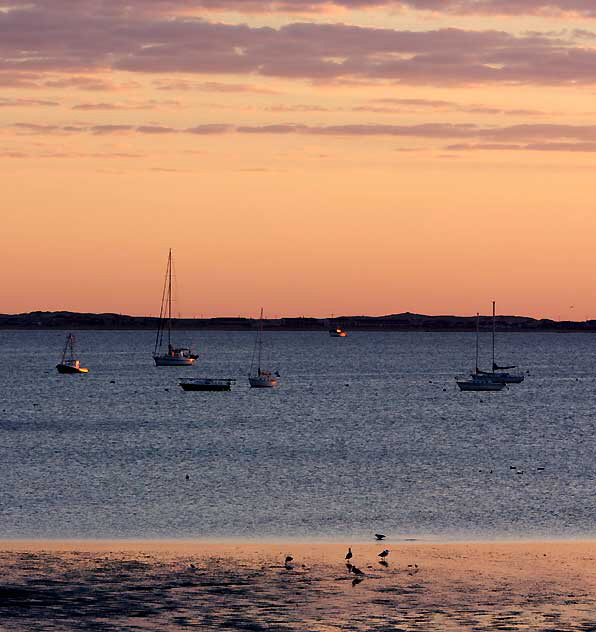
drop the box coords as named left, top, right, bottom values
left=56, top=334, right=89, bottom=374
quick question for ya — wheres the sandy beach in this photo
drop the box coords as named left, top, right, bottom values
left=0, top=539, right=594, bottom=631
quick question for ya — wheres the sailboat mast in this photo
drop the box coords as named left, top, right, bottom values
left=257, top=307, right=264, bottom=373
left=62, top=334, right=71, bottom=363
left=167, top=248, right=172, bottom=349
left=475, top=312, right=480, bottom=373
left=492, top=300, right=496, bottom=371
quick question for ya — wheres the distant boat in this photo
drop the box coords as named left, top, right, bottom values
left=249, top=308, right=279, bottom=388
left=474, top=301, right=524, bottom=384
left=456, top=313, right=505, bottom=392
left=153, top=249, right=198, bottom=367
left=56, top=334, right=88, bottom=374
left=329, top=317, right=347, bottom=337
left=179, top=378, right=235, bottom=392
left=456, top=373, right=506, bottom=392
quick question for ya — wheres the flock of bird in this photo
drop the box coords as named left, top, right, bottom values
left=279, top=533, right=419, bottom=587
left=186, top=532, right=420, bottom=589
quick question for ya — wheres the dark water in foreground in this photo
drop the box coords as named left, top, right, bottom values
left=0, top=330, right=594, bottom=540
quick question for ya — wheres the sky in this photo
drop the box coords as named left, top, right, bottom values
left=2, top=0, right=596, bottom=319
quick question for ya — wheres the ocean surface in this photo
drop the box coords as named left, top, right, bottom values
left=0, top=330, right=594, bottom=541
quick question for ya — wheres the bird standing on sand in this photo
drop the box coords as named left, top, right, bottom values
left=285, top=555, right=293, bottom=564
left=378, top=549, right=389, bottom=559
left=345, top=547, right=352, bottom=562
left=375, top=533, right=386, bottom=540
left=351, top=566, right=364, bottom=576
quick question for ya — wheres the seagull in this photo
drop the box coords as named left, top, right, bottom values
left=351, top=566, right=365, bottom=576
left=375, top=533, right=386, bottom=540
left=284, top=555, right=294, bottom=565
left=345, top=547, right=353, bottom=562
left=378, top=549, right=389, bottom=559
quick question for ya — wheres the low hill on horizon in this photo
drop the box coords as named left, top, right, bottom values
left=0, top=310, right=594, bottom=331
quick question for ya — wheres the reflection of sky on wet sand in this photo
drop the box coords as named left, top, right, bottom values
left=0, top=540, right=594, bottom=631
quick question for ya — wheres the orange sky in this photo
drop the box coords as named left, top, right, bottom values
left=2, top=2, right=596, bottom=319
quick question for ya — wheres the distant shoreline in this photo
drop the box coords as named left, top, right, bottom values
left=1, top=310, right=595, bottom=332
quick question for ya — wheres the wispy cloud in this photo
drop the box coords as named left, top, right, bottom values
left=72, top=99, right=181, bottom=111
left=154, top=79, right=280, bottom=94
left=0, top=97, right=59, bottom=107
left=8, top=120, right=596, bottom=151
left=21, top=1, right=596, bottom=18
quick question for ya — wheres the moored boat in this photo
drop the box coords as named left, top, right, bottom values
left=248, top=308, right=279, bottom=388
left=474, top=301, right=524, bottom=384
left=329, top=326, right=347, bottom=337
left=179, top=378, right=235, bottom=392
left=456, top=374, right=506, bottom=391
left=153, top=249, right=198, bottom=367
left=56, top=334, right=88, bottom=374
left=455, top=312, right=504, bottom=392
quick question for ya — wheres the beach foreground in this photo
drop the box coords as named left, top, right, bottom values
left=0, top=540, right=594, bottom=631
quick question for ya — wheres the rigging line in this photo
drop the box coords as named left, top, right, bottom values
left=154, top=250, right=170, bottom=354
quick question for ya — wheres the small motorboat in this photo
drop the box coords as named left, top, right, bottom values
left=56, top=333, right=88, bottom=374
left=179, top=378, right=235, bottom=392
left=329, top=326, right=347, bottom=337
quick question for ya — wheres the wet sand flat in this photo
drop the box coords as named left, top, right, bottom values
left=0, top=540, right=594, bottom=631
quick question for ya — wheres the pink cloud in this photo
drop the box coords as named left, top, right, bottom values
left=2, top=5, right=596, bottom=86
left=0, top=98, right=59, bottom=107
left=72, top=100, right=181, bottom=110
left=6, top=121, right=596, bottom=146
left=154, top=79, right=280, bottom=94
left=20, top=1, right=596, bottom=17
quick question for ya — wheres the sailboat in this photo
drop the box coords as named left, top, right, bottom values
left=474, top=301, right=524, bottom=384
left=456, top=313, right=505, bottom=392
left=328, top=315, right=347, bottom=337
left=153, top=249, right=198, bottom=367
left=56, top=333, right=89, bottom=374
left=248, top=308, right=279, bottom=388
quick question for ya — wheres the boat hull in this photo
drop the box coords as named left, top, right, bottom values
left=179, top=378, right=234, bottom=392
left=56, top=364, right=88, bottom=374
left=154, top=355, right=196, bottom=367
left=456, top=380, right=505, bottom=392
left=482, top=372, right=524, bottom=384
left=249, top=376, right=278, bottom=388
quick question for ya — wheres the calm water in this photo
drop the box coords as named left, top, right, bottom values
left=0, top=330, right=594, bottom=541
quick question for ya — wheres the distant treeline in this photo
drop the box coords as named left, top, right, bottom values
left=1, top=311, right=595, bottom=331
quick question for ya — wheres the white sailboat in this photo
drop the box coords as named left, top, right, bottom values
left=248, top=308, right=279, bottom=388
left=153, top=249, right=198, bottom=367
left=474, top=301, right=524, bottom=384
left=456, top=313, right=505, bottom=392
